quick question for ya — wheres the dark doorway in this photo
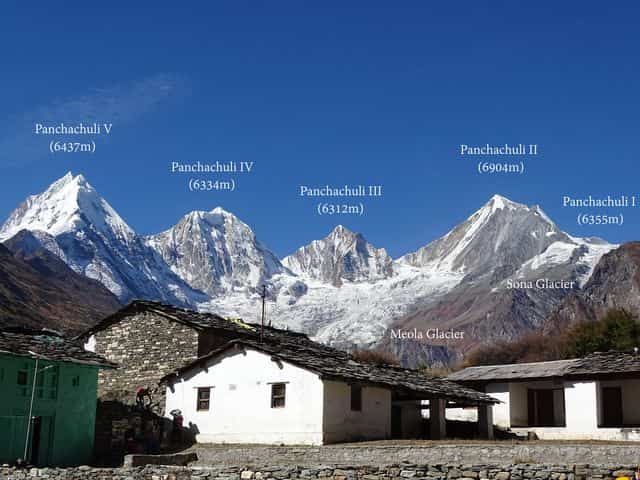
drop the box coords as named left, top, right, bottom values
left=27, top=416, right=53, bottom=467
left=30, top=417, right=42, bottom=465
left=527, top=388, right=564, bottom=427
left=391, top=406, right=402, bottom=438
left=601, top=387, right=623, bottom=427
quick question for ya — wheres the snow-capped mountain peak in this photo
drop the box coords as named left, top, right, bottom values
left=0, top=173, right=203, bottom=305
left=0, top=172, right=134, bottom=242
left=0, top=177, right=620, bottom=366
left=145, top=207, right=288, bottom=297
left=399, top=193, right=574, bottom=274
left=210, top=206, right=231, bottom=215
left=326, top=224, right=363, bottom=247
left=487, top=193, right=520, bottom=212
left=283, top=225, right=394, bottom=286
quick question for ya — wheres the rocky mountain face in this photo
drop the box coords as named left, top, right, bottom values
left=146, top=208, right=289, bottom=297
left=0, top=173, right=205, bottom=307
left=283, top=225, right=393, bottom=286
left=400, top=195, right=578, bottom=276
left=378, top=335, right=462, bottom=369
left=0, top=231, right=121, bottom=334
left=387, top=196, right=615, bottom=361
left=544, top=242, right=640, bottom=335
left=0, top=173, right=619, bottom=366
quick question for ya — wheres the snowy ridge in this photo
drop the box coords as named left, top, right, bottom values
left=282, top=225, right=394, bottom=286
left=145, top=207, right=291, bottom=296
left=0, top=173, right=618, bottom=360
left=398, top=194, right=577, bottom=275
left=0, top=172, right=134, bottom=241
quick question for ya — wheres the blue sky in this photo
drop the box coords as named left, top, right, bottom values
left=1, top=2, right=639, bottom=258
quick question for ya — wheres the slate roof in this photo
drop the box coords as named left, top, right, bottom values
left=0, top=328, right=117, bottom=368
left=448, top=350, right=640, bottom=383
left=161, top=338, right=499, bottom=405
left=79, top=300, right=309, bottom=343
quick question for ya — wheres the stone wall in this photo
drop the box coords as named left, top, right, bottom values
left=186, top=444, right=640, bottom=468
left=93, top=312, right=200, bottom=407
left=2, top=463, right=639, bottom=480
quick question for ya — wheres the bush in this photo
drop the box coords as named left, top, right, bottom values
left=464, top=332, right=566, bottom=367
left=351, top=348, right=400, bottom=365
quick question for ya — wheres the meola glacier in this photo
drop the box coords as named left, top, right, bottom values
left=0, top=174, right=617, bottom=359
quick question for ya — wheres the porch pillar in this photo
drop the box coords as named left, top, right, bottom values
left=430, top=397, right=447, bottom=440
left=478, top=403, right=494, bottom=440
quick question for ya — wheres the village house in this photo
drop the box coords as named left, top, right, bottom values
left=0, top=328, right=115, bottom=467
left=80, top=300, right=367, bottom=460
left=80, top=300, right=309, bottom=409
left=160, top=338, right=498, bottom=445
left=448, top=351, right=640, bottom=441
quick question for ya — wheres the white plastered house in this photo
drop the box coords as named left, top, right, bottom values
left=448, top=350, right=640, bottom=441
left=161, top=338, right=498, bottom=445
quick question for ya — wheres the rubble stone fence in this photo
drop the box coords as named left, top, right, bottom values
left=187, top=444, right=640, bottom=467
left=2, top=463, right=640, bottom=480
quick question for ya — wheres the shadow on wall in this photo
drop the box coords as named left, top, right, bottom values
left=93, top=400, right=198, bottom=466
left=422, top=419, right=519, bottom=441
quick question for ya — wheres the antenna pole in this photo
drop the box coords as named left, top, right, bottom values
left=260, top=285, right=266, bottom=342
left=24, top=356, right=39, bottom=463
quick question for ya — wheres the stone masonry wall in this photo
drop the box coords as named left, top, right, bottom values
left=186, top=444, right=640, bottom=468
left=93, top=311, right=200, bottom=407
left=2, top=463, right=640, bottom=480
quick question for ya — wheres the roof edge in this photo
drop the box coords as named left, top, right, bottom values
left=160, top=339, right=499, bottom=404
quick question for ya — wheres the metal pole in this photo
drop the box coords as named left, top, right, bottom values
left=261, top=285, right=266, bottom=342
left=23, top=356, right=38, bottom=462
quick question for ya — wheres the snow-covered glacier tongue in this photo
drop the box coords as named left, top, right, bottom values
left=270, top=226, right=465, bottom=346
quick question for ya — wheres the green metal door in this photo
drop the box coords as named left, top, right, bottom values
left=0, top=416, right=27, bottom=465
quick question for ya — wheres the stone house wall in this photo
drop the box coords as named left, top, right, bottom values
left=87, top=310, right=259, bottom=464
left=92, top=311, right=247, bottom=407
left=92, top=312, right=201, bottom=407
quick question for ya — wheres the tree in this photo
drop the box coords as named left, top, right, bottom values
left=564, top=308, right=640, bottom=357
left=463, top=308, right=640, bottom=367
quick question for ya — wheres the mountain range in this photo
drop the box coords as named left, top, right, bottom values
left=0, top=172, right=629, bottom=366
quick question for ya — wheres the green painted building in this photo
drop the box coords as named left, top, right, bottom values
left=0, top=328, right=116, bottom=467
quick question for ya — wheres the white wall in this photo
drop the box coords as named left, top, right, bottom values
left=84, top=335, right=96, bottom=352
left=444, top=384, right=510, bottom=430
left=562, top=381, right=598, bottom=435
left=322, top=380, right=391, bottom=443
left=443, top=407, right=478, bottom=423
left=487, top=383, right=510, bottom=428
left=506, top=380, right=597, bottom=439
left=508, top=382, right=529, bottom=427
left=165, top=348, right=324, bottom=445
